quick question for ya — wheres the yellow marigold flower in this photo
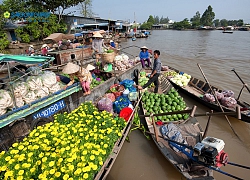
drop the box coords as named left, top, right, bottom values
left=18, top=145, right=24, bottom=150
left=18, top=170, right=24, bottom=176
left=85, top=166, right=91, bottom=172
left=58, top=158, right=63, bottom=163
left=15, top=164, right=20, bottom=170
left=36, top=160, right=41, bottom=165
left=12, top=143, right=18, bottom=147
left=4, top=170, right=13, bottom=177
left=68, top=178, right=73, bottom=180
left=92, top=164, right=98, bottom=170
left=104, top=144, right=108, bottom=148
left=99, top=161, right=103, bottom=165
left=55, top=172, right=61, bottom=177
left=63, top=174, right=69, bottom=180
left=49, top=161, right=55, bottom=167
left=5, top=156, right=11, bottom=161
left=66, top=146, right=70, bottom=151
left=67, top=158, right=73, bottom=163
left=1, top=165, right=7, bottom=171
left=30, top=167, right=36, bottom=173
left=49, top=169, right=55, bottom=174
left=28, top=152, right=33, bottom=157
left=90, top=155, right=95, bottom=160
left=83, top=173, right=89, bottom=179
left=74, top=168, right=82, bottom=175
left=42, top=157, right=47, bottom=162
left=69, top=165, right=74, bottom=171
left=33, top=145, right=39, bottom=150
left=17, top=176, right=23, bottom=180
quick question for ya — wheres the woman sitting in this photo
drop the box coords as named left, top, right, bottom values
left=139, top=46, right=151, bottom=69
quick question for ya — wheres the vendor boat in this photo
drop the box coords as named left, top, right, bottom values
left=0, top=53, right=142, bottom=152
left=163, top=66, right=250, bottom=123
left=0, top=53, right=142, bottom=179
left=138, top=75, right=246, bottom=180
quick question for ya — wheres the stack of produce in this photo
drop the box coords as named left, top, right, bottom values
left=113, top=54, right=134, bottom=71
left=90, top=78, right=104, bottom=89
left=41, top=71, right=61, bottom=94
left=141, top=88, right=189, bottom=122
left=0, top=90, right=13, bottom=115
left=0, top=102, right=127, bottom=179
left=164, top=70, right=178, bottom=79
left=138, top=71, right=154, bottom=88
left=170, top=73, right=191, bottom=87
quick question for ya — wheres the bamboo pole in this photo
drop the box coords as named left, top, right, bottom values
left=197, top=63, right=241, bottom=140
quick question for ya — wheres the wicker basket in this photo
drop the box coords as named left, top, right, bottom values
left=102, top=52, right=115, bottom=63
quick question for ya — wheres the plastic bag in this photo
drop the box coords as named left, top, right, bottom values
left=41, top=71, right=57, bottom=88
left=221, top=97, right=237, bottom=108
left=0, top=90, right=13, bottom=109
left=202, top=93, right=215, bottom=102
left=215, top=91, right=224, bottom=100
left=104, top=93, right=116, bottom=102
left=113, top=96, right=131, bottom=113
left=222, top=90, right=234, bottom=98
left=120, top=79, right=136, bottom=92
left=98, top=97, right=113, bottom=113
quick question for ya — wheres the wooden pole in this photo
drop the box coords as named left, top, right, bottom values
left=202, top=110, right=213, bottom=140
left=197, top=63, right=241, bottom=140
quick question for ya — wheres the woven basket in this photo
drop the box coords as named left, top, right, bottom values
left=102, top=52, right=115, bottom=63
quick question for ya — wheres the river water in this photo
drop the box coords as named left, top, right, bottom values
left=5, top=30, right=250, bottom=179
left=107, top=30, right=250, bottom=180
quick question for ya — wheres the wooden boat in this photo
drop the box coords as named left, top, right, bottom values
left=165, top=66, right=250, bottom=123
left=139, top=76, right=215, bottom=179
left=0, top=54, right=142, bottom=152
left=222, top=31, right=233, bottom=34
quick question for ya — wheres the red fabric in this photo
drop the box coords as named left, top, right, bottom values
left=119, top=107, right=133, bottom=121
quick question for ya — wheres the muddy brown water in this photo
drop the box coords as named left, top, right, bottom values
left=5, top=30, right=250, bottom=179
left=107, top=30, right=250, bottom=180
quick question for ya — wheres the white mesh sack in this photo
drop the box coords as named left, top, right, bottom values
left=0, top=90, right=13, bottom=109
left=41, top=71, right=57, bottom=88
left=15, top=97, right=25, bottom=108
left=0, top=108, right=6, bottom=116
left=13, top=82, right=28, bottom=98
left=27, top=76, right=43, bottom=91
left=49, top=82, right=61, bottom=93
left=23, top=91, right=37, bottom=104
left=35, top=86, right=50, bottom=98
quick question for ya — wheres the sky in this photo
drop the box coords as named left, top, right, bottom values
left=73, top=0, right=250, bottom=24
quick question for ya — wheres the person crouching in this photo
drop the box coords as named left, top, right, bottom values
left=62, top=63, right=94, bottom=95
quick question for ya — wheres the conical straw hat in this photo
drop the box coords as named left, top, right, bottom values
left=86, top=64, right=95, bottom=71
left=62, top=62, right=80, bottom=74
left=93, top=32, right=103, bottom=38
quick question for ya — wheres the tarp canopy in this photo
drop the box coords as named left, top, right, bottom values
left=0, top=55, right=54, bottom=64
left=74, top=33, right=82, bottom=37
left=43, top=33, right=75, bottom=42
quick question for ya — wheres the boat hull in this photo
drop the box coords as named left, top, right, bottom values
left=166, top=66, right=250, bottom=123
left=140, top=76, right=214, bottom=179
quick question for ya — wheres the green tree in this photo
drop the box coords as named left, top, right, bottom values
left=172, top=18, right=191, bottom=30
left=78, top=0, right=95, bottom=18
left=190, top=11, right=200, bottom=29
left=200, top=5, right=215, bottom=26
left=220, top=19, right=228, bottom=27
left=147, top=15, right=155, bottom=24
left=213, top=19, right=220, bottom=27
left=140, top=22, right=152, bottom=30
left=154, top=15, right=159, bottom=24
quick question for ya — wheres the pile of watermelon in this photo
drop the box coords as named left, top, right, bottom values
left=141, top=88, right=189, bottom=122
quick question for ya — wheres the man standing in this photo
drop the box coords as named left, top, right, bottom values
left=136, top=50, right=161, bottom=93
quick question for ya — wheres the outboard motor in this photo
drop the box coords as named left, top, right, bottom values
left=193, top=137, right=228, bottom=168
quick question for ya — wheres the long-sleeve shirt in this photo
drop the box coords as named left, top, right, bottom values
left=92, top=39, right=107, bottom=53
left=139, top=51, right=149, bottom=59
left=66, top=67, right=92, bottom=87
left=152, top=58, right=162, bottom=74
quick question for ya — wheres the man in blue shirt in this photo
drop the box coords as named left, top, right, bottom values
left=139, top=46, right=151, bottom=69
left=136, top=50, right=161, bottom=93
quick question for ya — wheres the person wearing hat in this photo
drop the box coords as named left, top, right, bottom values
left=62, top=62, right=93, bottom=95
left=92, top=32, right=108, bottom=62
left=28, top=45, right=35, bottom=55
left=135, top=50, right=161, bottom=93
left=139, top=46, right=151, bottom=69
left=41, top=44, right=48, bottom=56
